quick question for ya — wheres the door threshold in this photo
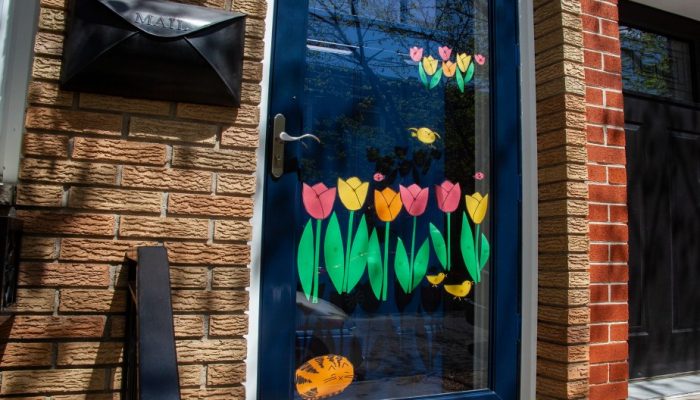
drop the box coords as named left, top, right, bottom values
left=629, top=371, right=700, bottom=399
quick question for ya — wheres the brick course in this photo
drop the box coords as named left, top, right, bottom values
left=581, top=0, right=629, bottom=398
left=3, top=0, right=265, bottom=397
left=534, top=0, right=591, bottom=397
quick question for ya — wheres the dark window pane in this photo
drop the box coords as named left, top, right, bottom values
left=620, top=25, right=693, bottom=101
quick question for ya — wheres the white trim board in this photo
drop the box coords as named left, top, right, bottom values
left=0, top=0, right=39, bottom=184
left=243, top=0, right=276, bottom=395
left=519, top=0, right=538, bottom=397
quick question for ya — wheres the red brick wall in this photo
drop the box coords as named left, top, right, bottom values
left=582, top=0, right=629, bottom=398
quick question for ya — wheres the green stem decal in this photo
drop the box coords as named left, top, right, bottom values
left=474, top=224, right=481, bottom=271
left=447, top=212, right=452, bottom=271
left=429, top=222, right=447, bottom=271
left=313, top=218, right=322, bottom=303
left=418, top=62, right=428, bottom=88
left=343, top=211, right=355, bottom=293
left=429, top=68, right=444, bottom=89
left=395, top=237, right=410, bottom=294
left=465, top=61, right=475, bottom=83
left=297, top=219, right=315, bottom=301
left=347, top=214, right=368, bottom=293
left=383, top=221, right=390, bottom=301
left=367, top=227, right=382, bottom=301
left=460, top=212, right=479, bottom=283
left=456, top=68, right=465, bottom=93
left=409, top=216, right=417, bottom=289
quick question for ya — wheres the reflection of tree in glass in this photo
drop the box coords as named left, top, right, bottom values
left=620, top=25, right=691, bottom=100
left=299, top=0, right=485, bottom=185
left=366, top=146, right=442, bottom=186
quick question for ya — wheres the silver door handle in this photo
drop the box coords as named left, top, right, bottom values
left=279, top=131, right=321, bottom=144
left=271, top=114, right=321, bottom=178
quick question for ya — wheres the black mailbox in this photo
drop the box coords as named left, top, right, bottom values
left=60, top=0, right=247, bottom=107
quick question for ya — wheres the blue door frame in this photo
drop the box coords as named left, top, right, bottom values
left=257, top=0, right=522, bottom=398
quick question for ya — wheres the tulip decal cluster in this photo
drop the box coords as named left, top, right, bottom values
left=409, top=46, right=486, bottom=92
left=298, top=178, right=491, bottom=303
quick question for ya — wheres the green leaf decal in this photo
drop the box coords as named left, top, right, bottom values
left=412, top=239, right=430, bottom=291
left=460, top=212, right=479, bottom=283
left=297, top=219, right=315, bottom=300
left=367, top=228, right=383, bottom=301
left=429, top=223, right=447, bottom=270
left=323, top=212, right=345, bottom=294
left=347, top=215, right=368, bottom=292
left=456, top=68, right=465, bottom=92
left=465, top=62, right=475, bottom=83
left=479, top=233, right=491, bottom=269
left=418, top=62, right=428, bottom=88
left=394, top=237, right=411, bottom=294
left=429, top=68, right=444, bottom=89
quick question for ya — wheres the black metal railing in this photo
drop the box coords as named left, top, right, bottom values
left=122, top=247, right=180, bottom=400
left=0, top=216, right=21, bottom=310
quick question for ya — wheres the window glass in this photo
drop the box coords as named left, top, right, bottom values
left=293, top=0, right=492, bottom=398
left=620, top=25, right=693, bottom=101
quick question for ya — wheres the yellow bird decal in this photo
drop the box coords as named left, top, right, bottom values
left=409, top=127, right=441, bottom=145
left=444, top=280, right=473, bottom=300
left=426, top=272, right=446, bottom=287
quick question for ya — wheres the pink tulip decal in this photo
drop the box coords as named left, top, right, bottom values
left=302, top=183, right=336, bottom=220
left=299, top=183, right=336, bottom=304
left=399, top=184, right=429, bottom=217
left=409, top=47, right=423, bottom=62
left=429, top=180, right=462, bottom=272
left=393, top=184, right=431, bottom=293
left=438, top=46, right=452, bottom=61
left=475, top=54, right=486, bottom=65
left=435, top=181, right=461, bottom=213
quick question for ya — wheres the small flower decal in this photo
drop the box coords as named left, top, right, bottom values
left=409, top=47, right=423, bottom=62
left=337, top=177, right=369, bottom=211
left=373, top=172, right=385, bottom=182
left=435, top=180, right=461, bottom=213
left=457, top=53, right=471, bottom=73
left=473, top=172, right=485, bottom=180
left=475, top=54, right=486, bottom=65
left=465, top=192, right=489, bottom=224
left=442, top=61, right=456, bottom=78
left=374, top=188, right=403, bottom=222
left=438, top=46, right=452, bottom=61
left=399, top=184, right=429, bottom=217
left=422, top=56, right=438, bottom=75
left=302, top=183, right=336, bottom=220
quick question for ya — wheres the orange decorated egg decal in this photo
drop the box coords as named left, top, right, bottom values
left=295, top=354, right=354, bottom=400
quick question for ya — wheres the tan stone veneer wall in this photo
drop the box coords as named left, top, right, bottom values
left=534, top=0, right=591, bottom=398
left=0, top=0, right=266, bottom=397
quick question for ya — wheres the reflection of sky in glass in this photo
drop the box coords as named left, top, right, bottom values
left=293, top=1, right=492, bottom=397
left=620, top=25, right=693, bottom=101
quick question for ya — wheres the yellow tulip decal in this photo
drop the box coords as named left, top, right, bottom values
left=457, top=53, right=471, bottom=73
left=461, top=192, right=490, bottom=284
left=374, top=188, right=403, bottom=222
left=422, top=56, right=438, bottom=75
left=337, top=177, right=369, bottom=211
left=442, top=61, right=456, bottom=78
left=465, top=192, right=489, bottom=224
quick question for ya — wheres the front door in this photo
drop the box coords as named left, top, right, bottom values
left=621, top=1, right=700, bottom=379
left=258, top=0, right=521, bottom=398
